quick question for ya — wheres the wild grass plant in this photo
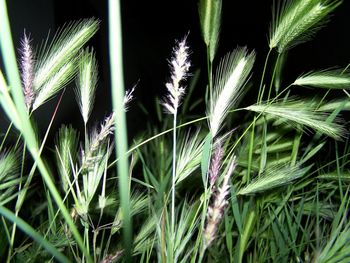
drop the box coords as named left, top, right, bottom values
left=0, top=0, right=350, bottom=262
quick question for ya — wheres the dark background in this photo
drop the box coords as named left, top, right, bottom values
left=1, top=0, right=350, bottom=140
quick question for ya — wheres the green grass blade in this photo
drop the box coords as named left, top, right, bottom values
left=108, top=0, right=132, bottom=260
left=201, top=133, right=212, bottom=187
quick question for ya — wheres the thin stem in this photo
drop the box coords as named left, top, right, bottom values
left=171, top=112, right=177, bottom=259
left=257, top=48, right=272, bottom=104
left=0, top=122, right=13, bottom=151
left=206, top=45, right=213, bottom=105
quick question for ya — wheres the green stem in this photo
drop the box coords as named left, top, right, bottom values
left=206, top=45, right=213, bottom=104
left=267, top=53, right=281, bottom=101
left=0, top=122, right=13, bottom=151
left=108, top=0, right=132, bottom=260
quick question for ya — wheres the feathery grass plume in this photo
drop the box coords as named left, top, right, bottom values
left=245, top=99, right=346, bottom=140
left=0, top=149, right=21, bottom=205
left=75, top=47, right=98, bottom=124
left=203, top=156, right=236, bottom=249
left=176, top=130, right=204, bottom=184
left=33, top=19, right=99, bottom=90
left=198, top=0, right=222, bottom=62
left=32, top=61, right=76, bottom=110
left=269, top=0, right=341, bottom=53
left=293, top=69, right=350, bottom=89
left=237, top=165, right=310, bottom=195
left=162, top=35, right=191, bottom=115
left=19, top=32, right=35, bottom=110
left=209, top=48, right=255, bottom=137
left=55, top=125, right=79, bottom=192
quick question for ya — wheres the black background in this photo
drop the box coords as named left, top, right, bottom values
left=2, top=0, right=350, bottom=139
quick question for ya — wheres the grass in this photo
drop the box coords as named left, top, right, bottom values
left=0, top=0, right=350, bottom=262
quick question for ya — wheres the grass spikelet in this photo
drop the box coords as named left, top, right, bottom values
left=32, top=61, right=76, bottom=111
left=33, top=19, right=99, bottom=90
left=19, top=32, right=35, bottom=110
left=246, top=99, right=346, bottom=140
left=75, top=47, right=98, bottom=124
left=198, top=0, right=222, bottom=62
left=55, top=125, right=79, bottom=192
left=293, top=69, right=350, bottom=89
left=203, top=156, right=236, bottom=249
left=209, top=47, right=255, bottom=137
left=269, top=0, right=341, bottom=53
left=237, top=165, right=309, bottom=195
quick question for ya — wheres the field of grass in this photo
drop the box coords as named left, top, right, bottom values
left=1, top=0, right=350, bottom=262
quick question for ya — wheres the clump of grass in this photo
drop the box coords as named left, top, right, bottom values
left=0, top=0, right=350, bottom=262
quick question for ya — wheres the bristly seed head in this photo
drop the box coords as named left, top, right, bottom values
left=204, top=156, right=237, bottom=249
left=19, top=31, right=35, bottom=110
left=209, top=142, right=224, bottom=186
left=162, top=34, right=191, bottom=115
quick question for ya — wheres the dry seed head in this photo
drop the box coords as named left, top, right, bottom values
left=162, top=35, right=191, bottom=114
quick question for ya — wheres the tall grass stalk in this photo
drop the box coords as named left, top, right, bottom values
left=162, top=35, right=190, bottom=258
left=108, top=0, right=132, bottom=260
